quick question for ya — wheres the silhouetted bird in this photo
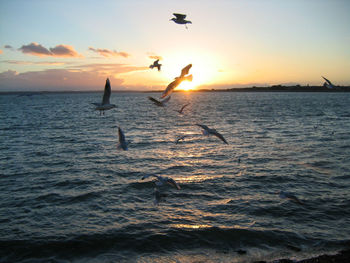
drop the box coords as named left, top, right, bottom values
left=117, top=127, right=129, bottom=151
left=175, top=134, right=190, bottom=144
left=150, top=59, right=162, bottom=71
left=170, top=13, right=192, bottom=29
left=175, top=103, right=190, bottom=114
left=161, top=64, right=192, bottom=98
left=148, top=96, right=171, bottom=107
left=322, top=76, right=335, bottom=89
left=195, top=124, right=228, bottom=144
left=277, top=191, right=303, bottom=205
left=142, top=174, right=181, bottom=190
left=92, top=78, right=116, bottom=115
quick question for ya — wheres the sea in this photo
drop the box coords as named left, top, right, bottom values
left=0, top=91, right=350, bottom=263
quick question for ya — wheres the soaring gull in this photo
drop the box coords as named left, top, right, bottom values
left=195, top=124, right=228, bottom=144
left=176, top=103, right=190, bottom=114
left=117, top=127, right=129, bottom=151
left=175, top=134, right=190, bottom=144
left=322, top=76, right=335, bottom=89
left=148, top=95, right=171, bottom=107
left=142, top=174, right=181, bottom=190
left=170, top=13, right=192, bottom=29
left=92, top=78, right=116, bottom=115
left=277, top=191, right=303, bottom=205
left=149, top=59, right=162, bottom=71
left=161, top=64, right=192, bottom=99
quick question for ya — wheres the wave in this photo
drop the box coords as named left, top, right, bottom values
left=1, top=226, right=347, bottom=262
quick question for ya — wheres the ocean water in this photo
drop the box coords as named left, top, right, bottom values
left=0, top=91, right=350, bottom=262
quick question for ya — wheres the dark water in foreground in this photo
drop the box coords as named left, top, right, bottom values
left=1, top=92, right=350, bottom=262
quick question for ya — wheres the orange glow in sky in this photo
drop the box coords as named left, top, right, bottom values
left=0, top=0, right=349, bottom=91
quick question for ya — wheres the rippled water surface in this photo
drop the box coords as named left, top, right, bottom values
left=1, top=92, right=350, bottom=262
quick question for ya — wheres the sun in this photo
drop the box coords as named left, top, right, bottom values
left=162, top=51, right=220, bottom=92
left=177, top=80, right=196, bottom=91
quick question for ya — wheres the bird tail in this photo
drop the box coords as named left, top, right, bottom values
left=184, top=75, right=193, bottom=82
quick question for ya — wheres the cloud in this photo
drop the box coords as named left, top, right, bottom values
left=50, top=45, right=82, bottom=57
left=18, top=42, right=82, bottom=57
left=88, top=47, right=130, bottom=58
left=1, top=60, right=67, bottom=65
left=18, top=43, right=51, bottom=56
left=147, top=52, right=162, bottom=60
left=4, top=45, right=13, bottom=49
left=0, top=63, right=148, bottom=91
left=0, top=50, right=2, bottom=55
left=0, top=68, right=123, bottom=91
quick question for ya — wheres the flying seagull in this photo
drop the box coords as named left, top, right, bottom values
left=170, top=13, right=192, bottom=29
left=277, top=191, right=303, bottom=205
left=160, top=64, right=192, bottom=99
left=175, top=103, right=190, bottom=114
left=92, top=78, right=116, bottom=115
left=142, top=174, right=181, bottom=190
left=195, top=124, right=228, bottom=144
left=148, top=96, right=171, bottom=107
left=175, top=134, right=190, bottom=144
left=117, top=127, right=129, bottom=151
left=149, top=59, right=162, bottom=71
left=322, top=76, right=335, bottom=89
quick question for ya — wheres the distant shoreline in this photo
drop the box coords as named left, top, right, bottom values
left=1, top=85, right=350, bottom=95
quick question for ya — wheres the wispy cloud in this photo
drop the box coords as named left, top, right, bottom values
left=72, top=63, right=147, bottom=74
left=88, top=47, right=130, bottom=58
left=147, top=52, right=162, bottom=60
left=0, top=63, right=148, bottom=91
left=0, top=68, right=123, bottom=90
left=4, top=45, right=13, bottom=49
left=1, top=60, right=67, bottom=65
left=18, top=42, right=83, bottom=57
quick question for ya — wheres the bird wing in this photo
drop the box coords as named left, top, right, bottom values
left=161, top=79, right=181, bottom=98
left=155, top=59, right=159, bottom=64
left=195, top=124, right=210, bottom=131
left=173, top=13, right=186, bottom=20
left=141, top=174, right=159, bottom=180
left=167, top=178, right=181, bottom=190
left=322, top=76, right=334, bottom=87
left=161, top=95, right=171, bottom=104
left=118, top=127, right=126, bottom=144
left=102, top=79, right=111, bottom=105
left=148, top=96, right=163, bottom=106
left=212, top=130, right=228, bottom=144
left=180, top=64, right=192, bottom=77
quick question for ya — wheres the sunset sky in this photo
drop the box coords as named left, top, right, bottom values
left=0, top=0, right=349, bottom=91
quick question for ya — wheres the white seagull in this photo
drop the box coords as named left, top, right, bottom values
left=149, top=59, right=162, bottom=71
left=160, top=64, right=192, bottom=99
left=92, top=78, right=116, bottom=115
left=170, top=13, right=192, bottom=29
left=322, top=76, right=335, bottom=89
left=142, top=174, right=181, bottom=190
left=148, top=96, right=171, bottom=107
left=117, top=127, right=129, bottom=151
left=195, top=124, right=228, bottom=144
left=175, top=103, right=190, bottom=114
left=277, top=191, right=303, bottom=205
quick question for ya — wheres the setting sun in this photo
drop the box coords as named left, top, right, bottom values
left=161, top=52, right=220, bottom=92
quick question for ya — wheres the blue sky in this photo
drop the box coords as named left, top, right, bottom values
left=0, top=0, right=349, bottom=91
